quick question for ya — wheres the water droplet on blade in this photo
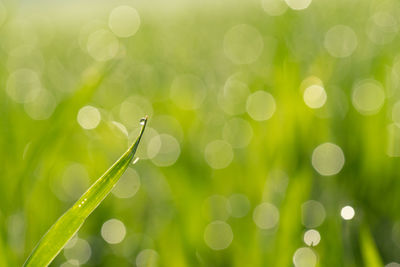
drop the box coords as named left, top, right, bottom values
left=139, top=117, right=146, bottom=125
left=140, top=115, right=148, bottom=125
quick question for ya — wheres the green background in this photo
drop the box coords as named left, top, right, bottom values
left=1, top=0, right=399, bottom=266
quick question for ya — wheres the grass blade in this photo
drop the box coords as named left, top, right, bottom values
left=360, top=223, right=383, bottom=267
left=23, top=116, right=148, bottom=267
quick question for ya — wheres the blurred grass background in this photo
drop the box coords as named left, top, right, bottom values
left=1, top=0, right=400, bottom=266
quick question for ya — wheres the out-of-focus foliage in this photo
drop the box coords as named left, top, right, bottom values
left=1, top=0, right=400, bottom=266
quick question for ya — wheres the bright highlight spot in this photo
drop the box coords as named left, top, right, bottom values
left=324, top=25, right=358, bottom=58
left=340, top=205, right=355, bottom=220
left=101, top=219, right=126, bottom=244
left=312, top=143, right=345, bottom=176
left=303, top=229, right=321, bottom=246
left=109, top=6, right=140, bottom=38
left=204, top=140, right=234, bottom=169
left=246, top=91, right=276, bottom=121
left=293, top=247, right=317, bottom=267
left=77, top=105, right=101, bottom=130
left=352, top=79, right=385, bottom=115
left=224, top=24, right=264, bottom=64
left=303, top=85, right=327, bottom=109
left=204, top=221, right=233, bottom=250
left=253, top=202, right=279, bottom=229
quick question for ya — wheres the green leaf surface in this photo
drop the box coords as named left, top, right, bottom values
left=23, top=116, right=148, bottom=267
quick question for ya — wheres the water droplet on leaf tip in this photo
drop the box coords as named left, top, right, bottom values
left=140, top=116, right=148, bottom=125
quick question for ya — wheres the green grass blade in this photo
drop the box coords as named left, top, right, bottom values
left=360, top=223, right=383, bottom=267
left=23, top=116, right=148, bottom=267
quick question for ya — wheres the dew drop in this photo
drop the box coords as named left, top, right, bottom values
left=140, top=116, right=148, bottom=125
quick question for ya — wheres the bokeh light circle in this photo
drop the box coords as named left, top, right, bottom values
left=301, top=200, right=326, bottom=228
left=77, top=105, right=101, bottom=130
left=285, top=0, right=312, bottom=10
left=150, top=134, right=180, bottom=167
left=261, top=0, right=288, bottom=16
left=24, top=89, right=56, bottom=120
left=219, top=79, right=250, bottom=115
left=312, top=143, right=345, bottom=176
left=293, top=247, right=317, bottom=267
left=60, top=260, right=79, bottom=267
left=324, top=25, right=358, bottom=58
left=352, top=79, right=385, bottom=115
left=87, top=29, right=119, bottom=61
left=223, top=24, right=264, bottom=64
left=303, top=229, right=321, bottom=246
left=303, top=85, right=327, bottom=109
left=136, top=249, right=159, bottom=267
left=246, top=91, right=276, bottom=121
left=204, top=140, right=234, bottom=169
left=6, top=68, right=42, bottom=103
left=101, top=218, right=127, bottom=244
left=204, top=221, right=233, bottom=250
left=109, top=6, right=140, bottom=38
left=112, top=168, right=140, bottom=199
left=63, top=238, right=92, bottom=264
left=130, top=127, right=160, bottom=160
left=253, top=202, right=279, bottom=229
left=340, top=205, right=355, bottom=220
left=366, top=12, right=398, bottom=45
